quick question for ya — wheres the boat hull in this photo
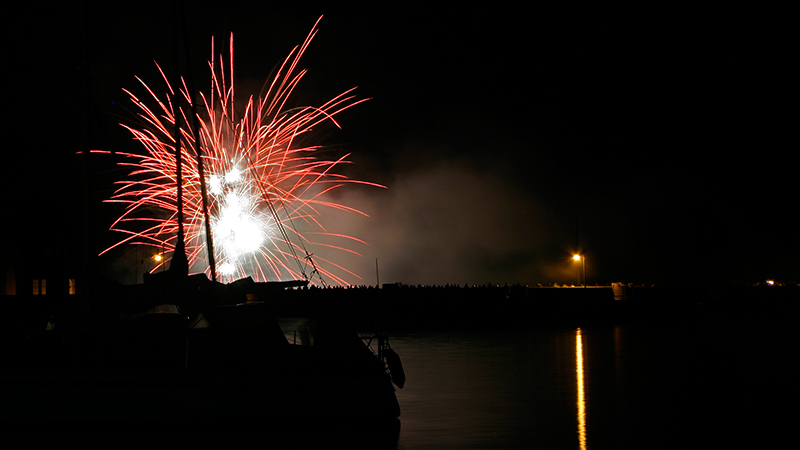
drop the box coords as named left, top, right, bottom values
left=1, top=372, right=399, bottom=422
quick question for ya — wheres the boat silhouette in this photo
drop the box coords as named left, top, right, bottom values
left=2, top=261, right=403, bottom=422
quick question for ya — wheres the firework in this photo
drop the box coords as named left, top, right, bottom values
left=102, top=19, right=382, bottom=285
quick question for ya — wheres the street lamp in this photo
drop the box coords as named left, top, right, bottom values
left=573, top=254, right=586, bottom=288
left=153, top=253, right=165, bottom=273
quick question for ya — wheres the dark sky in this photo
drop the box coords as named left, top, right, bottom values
left=8, top=2, right=796, bottom=286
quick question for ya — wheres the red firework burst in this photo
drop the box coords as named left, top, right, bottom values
left=102, top=18, right=382, bottom=285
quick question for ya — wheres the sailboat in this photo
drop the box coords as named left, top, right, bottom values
left=2, top=29, right=403, bottom=423
left=2, top=281, right=403, bottom=422
left=2, top=154, right=404, bottom=423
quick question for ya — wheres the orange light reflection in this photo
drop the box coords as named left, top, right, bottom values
left=576, top=328, right=587, bottom=450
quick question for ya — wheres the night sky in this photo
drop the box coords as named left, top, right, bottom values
left=8, top=2, right=796, bottom=286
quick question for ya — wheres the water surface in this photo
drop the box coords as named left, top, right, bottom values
left=390, top=316, right=792, bottom=449
left=14, top=311, right=791, bottom=449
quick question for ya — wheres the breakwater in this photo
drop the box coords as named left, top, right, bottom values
left=270, top=284, right=799, bottom=330
left=5, top=284, right=796, bottom=336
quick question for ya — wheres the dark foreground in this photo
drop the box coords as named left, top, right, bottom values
left=2, top=284, right=795, bottom=448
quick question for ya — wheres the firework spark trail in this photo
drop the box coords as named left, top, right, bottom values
left=103, top=19, right=383, bottom=285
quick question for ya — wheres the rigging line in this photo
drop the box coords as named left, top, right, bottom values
left=303, top=251, right=327, bottom=287
left=275, top=190, right=328, bottom=287
left=243, top=139, right=327, bottom=286
left=246, top=153, right=309, bottom=282
left=177, top=3, right=217, bottom=282
left=222, top=46, right=309, bottom=283
left=222, top=77, right=313, bottom=283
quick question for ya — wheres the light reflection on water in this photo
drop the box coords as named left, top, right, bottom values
left=389, top=318, right=792, bottom=449
left=576, top=328, right=587, bottom=450
left=26, top=317, right=791, bottom=448
left=391, top=328, right=582, bottom=449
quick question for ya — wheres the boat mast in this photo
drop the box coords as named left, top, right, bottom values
left=168, top=2, right=189, bottom=277
left=166, top=0, right=218, bottom=280
left=177, top=0, right=216, bottom=282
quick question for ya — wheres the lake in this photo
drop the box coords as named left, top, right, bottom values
left=388, top=314, right=793, bottom=449
left=10, top=292, right=794, bottom=449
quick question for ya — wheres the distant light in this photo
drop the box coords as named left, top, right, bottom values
left=573, top=254, right=582, bottom=261
left=153, top=254, right=163, bottom=262
left=766, top=280, right=775, bottom=286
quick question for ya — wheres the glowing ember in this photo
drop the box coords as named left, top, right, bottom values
left=101, top=18, right=382, bottom=285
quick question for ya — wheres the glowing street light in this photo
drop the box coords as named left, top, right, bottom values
left=152, top=253, right=165, bottom=273
left=573, top=254, right=586, bottom=287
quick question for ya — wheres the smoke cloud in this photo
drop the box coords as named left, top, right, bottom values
left=313, top=160, right=558, bottom=287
